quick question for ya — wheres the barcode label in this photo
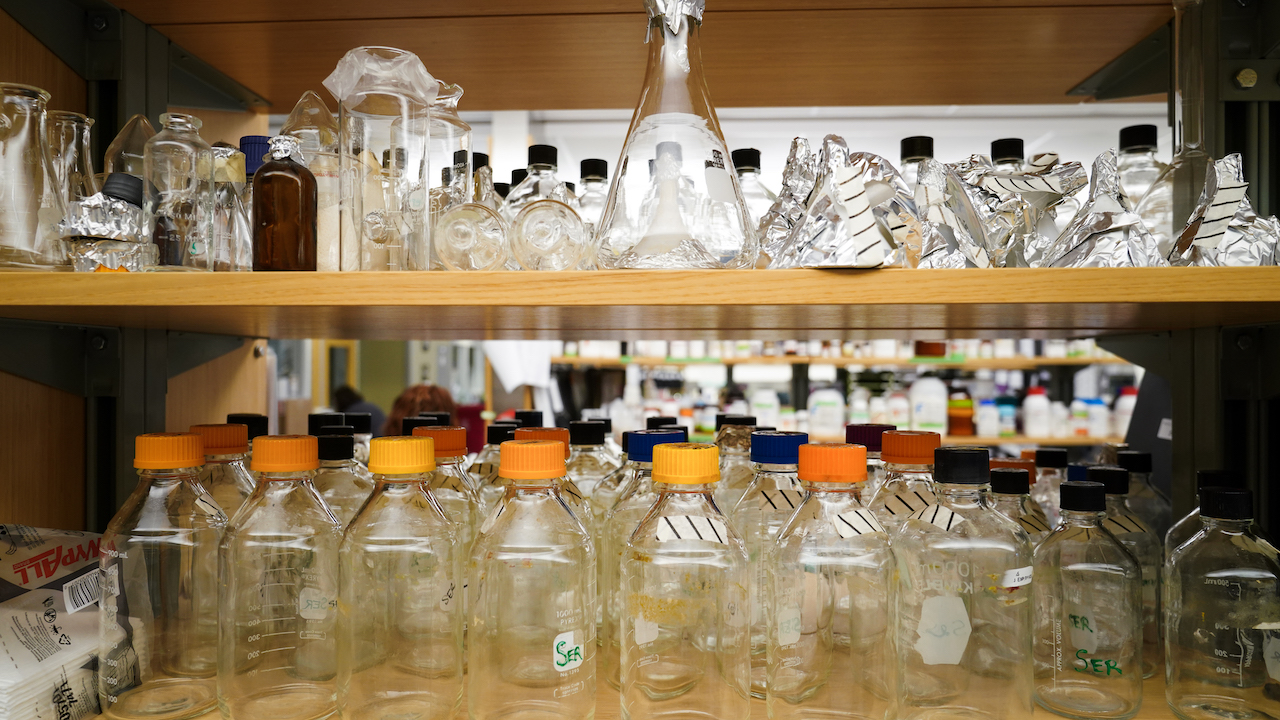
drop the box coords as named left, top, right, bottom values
left=908, top=505, right=965, bottom=532
left=834, top=509, right=885, bottom=538
left=655, top=515, right=728, bottom=544
left=880, top=489, right=937, bottom=516
left=758, top=490, right=804, bottom=512
left=64, top=569, right=100, bottom=614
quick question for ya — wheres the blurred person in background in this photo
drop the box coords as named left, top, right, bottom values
left=382, top=384, right=458, bottom=437
left=333, top=384, right=388, bottom=438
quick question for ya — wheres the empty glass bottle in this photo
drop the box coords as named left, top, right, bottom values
left=1090, top=465, right=1161, bottom=678
left=226, top=413, right=269, bottom=455
left=412, top=425, right=483, bottom=554
left=730, top=429, right=809, bottom=697
left=190, top=423, right=256, bottom=518
left=597, top=417, right=624, bottom=465
left=892, top=447, right=1034, bottom=720
left=899, top=136, right=934, bottom=192
left=731, top=148, right=777, bottom=228
left=47, top=111, right=99, bottom=206
left=467, top=439, right=596, bottom=720
left=1033, top=481, right=1143, bottom=720
left=338, top=436, right=462, bottom=720
left=218, top=435, right=342, bottom=720
left=768, top=443, right=893, bottom=720
left=1033, top=448, right=1071, bottom=526
left=1164, top=470, right=1243, bottom=560
left=1117, top=125, right=1165, bottom=206
left=990, top=467, right=1053, bottom=545
left=1115, top=451, right=1173, bottom=539
left=844, top=423, right=896, bottom=499
left=472, top=424, right=517, bottom=511
left=620, top=442, right=749, bottom=720
left=566, top=420, right=621, bottom=498
left=100, top=433, right=225, bottom=720
left=0, top=84, right=67, bottom=268
left=577, top=159, right=610, bottom=234
left=991, top=138, right=1026, bottom=172
left=312, top=433, right=373, bottom=526
left=212, top=145, right=252, bottom=271
left=343, top=412, right=374, bottom=466
left=1165, top=487, right=1280, bottom=720
left=513, top=426, right=589, bottom=518
left=253, top=135, right=317, bottom=271
left=429, top=83, right=472, bottom=217
left=713, top=415, right=758, bottom=510
left=865, top=430, right=941, bottom=533
left=145, top=113, right=214, bottom=271
left=503, top=145, right=573, bottom=219
left=104, top=114, right=155, bottom=178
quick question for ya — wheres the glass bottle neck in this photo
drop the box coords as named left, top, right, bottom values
left=436, top=455, right=466, bottom=469
left=320, top=458, right=354, bottom=470
left=655, top=482, right=714, bottom=494
left=375, top=471, right=427, bottom=484
left=639, top=13, right=719, bottom=134
left=800, top=481, right=857, bottom=494
left=139, top=467, right=202, bottom=484
left=1173, top=0, right=1206, bottom=154
left=937, top=482, right=987, bottom=504
left=885, top=463, right=931, bottom=476
left=1060, top=509, right=1105, bottom=526
left=206, top=452, right=248, bottom=465
left=257, top=470, right=313, bottom=482
left=1202, top=516, right=1251, bottom=532
left=754, top=462, right=797, bottom=473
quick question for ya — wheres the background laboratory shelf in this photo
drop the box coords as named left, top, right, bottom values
left=553, top=355, right=1125, bottom=369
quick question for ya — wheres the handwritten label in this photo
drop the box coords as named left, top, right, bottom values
left=909, top=505, right=965, bottom=532
left=914, top=595, right=970, bottom=665
left=1067, top=603, right=1098, bottom=653
left=834, top=509, right=886, bottom=538
left=553, top=631, right=583, bottom=672
left=655, top=515, right=727, bottom=544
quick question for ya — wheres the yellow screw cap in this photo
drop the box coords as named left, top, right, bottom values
left=251, top=435, right=319, bottom=473
left=370, top=436, right=435, bottom=474
left=135, top=433, right=204, bottom=470
left=514, top=427, right=570, bottom=459
left=500, top=439, right=565, bottom=480
left=653, top=442, right=719, bottom=484
left=798, top=443, right=868, bottom=483
left=189, top=423, right=249, bottom=454
left=411, top=425, right=467, bottom=458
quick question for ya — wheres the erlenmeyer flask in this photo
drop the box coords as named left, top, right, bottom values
left=0, top=83, right=68, bottom=268
left=48, top=111, right=99, bottom=206
left=595, top=0, right=757, bottom=269
left=103, top=114, right=155, bottom=178
left=279, top=90, right=339, bottom=161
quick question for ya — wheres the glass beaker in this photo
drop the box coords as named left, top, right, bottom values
left=48, top=111, right=99, bottom=206
left=0, top=83, right=68, bottom=268
left=144, top=112, right=215, bottom=271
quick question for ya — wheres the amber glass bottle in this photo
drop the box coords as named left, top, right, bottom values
left=252, top=135, right=317, bottom=270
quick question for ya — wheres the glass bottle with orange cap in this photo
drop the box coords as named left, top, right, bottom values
left=713, top=415, right=758, bottom=511
left=865, top=430, right=941, bottom=533
left=768, top=443, right=893, bottom=720
left=620, top=442, right=750, bottom=720
left=513, top=426, right=590, bottom=519
left=218, top=435, right=342, bottom=720
left=338, top=436, right=463, bottom=720
left=467, top=438, right=596, bottom=720
left=100, top=433, right=226, bottom=720
left=845, top=423, right=896, bottom=499
left=989, top=466, right=1052, bottom=544
left=191, top=423, right=256, bottom=517
left=472, top=423, right=517, bottom=511
left=312, top=431, right=373, bottom=526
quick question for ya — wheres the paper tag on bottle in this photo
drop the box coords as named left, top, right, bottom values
left=908, top=505, right=965, bottom=532
left=63, top=569, right=100, bottom=614
left=758, top=489, right=804, bottom=512
left=1000, top=566, right=1033, bottom=589
left=1104, top=513, right=1151, bottom=536
left=1018, top=513, right=1052, bottom=535
left=914, top=595, right=970, bottom=665
left=704, top=165, right=737, bottom=204
left=553, top=631, right=583, bottom=672
left=655, top=515, right=728, bottom=544
left=634, top=616, right=659, bottom=646
left=298, top=587, right=333, bottom=620
left=880, top=489, right=937, bottom=517
left=777, top=607, right=802, bottom=646
left=834, top=509, right=885, bottom=538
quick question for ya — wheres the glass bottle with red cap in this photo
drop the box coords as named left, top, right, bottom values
left=190, top=423, right=255, bottom=517
left=769, top=443, right=892, bottom=720
left=845, top=423, right=896, bottom=499
left=865, top=430, right=941, bottom=533
left=514, top=426, right=589, bottom=519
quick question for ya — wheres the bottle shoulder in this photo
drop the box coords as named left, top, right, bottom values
left=104, top=477, right=227, bottom=538
left=223, top=481, right=341, bottom=541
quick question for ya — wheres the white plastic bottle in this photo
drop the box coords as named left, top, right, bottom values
left=807, top=388, right=845, bottom=439
left=848, top=387, right=870, bottom=425
left=1022, top=386, right=1051, bottom=438
left=1070, top=398, right=1089, bottom=436
left=1087, top=398, right=1112, bottom=438
left=1050, top=401, right=1070, bottom=438
left=975, top=399, right=999, bottom=437
left=751, top=388, right=781, bottom=429
left=908, top=376, right=947, bottom=433
left=869, top=395, right=888, bottom=425
left=1113, top=386, right=1138, bottom=438
left=886, top=392, right=910, bottom=428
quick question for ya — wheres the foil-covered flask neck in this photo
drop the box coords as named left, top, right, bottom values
left=645, top=0, right=704, bottom=34
left=269, top=135, right=302, bottom=160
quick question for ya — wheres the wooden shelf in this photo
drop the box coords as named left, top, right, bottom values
left=1, top=267, right=1278, bottom=341
left=554, top=355, right=1125, bottom=370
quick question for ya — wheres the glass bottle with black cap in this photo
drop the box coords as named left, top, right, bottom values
left=312, top=431, right=373, bottom=526
left=566, top=420, right=621, bottom=499
left=577, top=159, right=610, bottom=231
left=343, top=411, right=373, bottom=464
left=502, top=144, right=570, bottom=219
left=227, top=412, right=269, bottom=456
left=1115, top=450, right=1172, bottom=539
left=308, top=411, right=345, bottom=437
left=990, top=467, right=1052, bottom=545
left=1116, top=125, right=1164, bottom=206
left=514, top=409, right=543, bottom=428
left=900, top=136, right=934, bottom=191
left=1164, top=469, right=1246, bottom=560
left=991, top=138, right=1025, bottom=173
left=1033, top=481, right=1143, bottom=720
left=473, top=423, right=518, bottom=511
left=713, top=415, right=758, bottom=510
left=731, top=148, right=777, bottom=228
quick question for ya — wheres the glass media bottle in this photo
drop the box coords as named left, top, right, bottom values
left=620, top=442, right=750, bottom=720
left=844, top=423, right=896, bottom=500
left=1164, top=470, right=1244, bottom=560
left=769, top=443, right=893, bottom=720
left=567, top=420, right=621, bottom=498
left=513, top=427, right=590, bottom=519
left=1033, top=448, right=1071, bottom=526
left=338, top=436, right=462, bottom=720
left=218, top=435, right=342, bottom=720
left=190, top=423, right=256, bottom=519
left=1033, top=481, right=1143, bottom=720
left=1115, top=451, right=1172, bottom=540
left=226, top=413, right=269, bottom=457
left=1116, top=125, right=1165, bottom=206
left=472, top=424, right=517, bottom=511
left=866, top=430, right=941, bottom=534
left=891, top=447, right=1034, bottom=720
left=1165, top=487, right=1280, bottom=720
left=312, top=433, right=373, bottom=527
left=576, top=159, right=610, bottom=234
left=713, top=415, right=757, bottom=511
left=253, top=135, right=318, bottom=271
left=989, top=467, right=1053, bottom=545
left=467, top=439, right=596, bottom=720
left=730, top=148, right=776, bottom=228
left=100, top=433, right=225, bottom=720
left=413, top=425, right=483, bottom=557
left=144, top=113, right=214, bottom=271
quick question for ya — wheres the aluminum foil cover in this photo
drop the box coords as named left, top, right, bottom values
left=916, top=159, right=991, bottom=269
left=68, top=239, right=158, bottom=272
left=1169, top=153, right=1250, bottom=266
left=957, top=153, right=1086, bottom=267
left=1044, top=149, right=1167, bottom=268
left=645, top=0, right=704, bottom=34
left=1217, top=195, right=1280, bottom=267
left=758, top=137, right=816, bottom=267
left=58, top=192, right=145, bottom=243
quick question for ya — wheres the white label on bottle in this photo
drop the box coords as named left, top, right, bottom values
left=1018, top=514, right=1052, bottom=535
left=1263, top=630, right=1280, bottom=681
left=655, top=515, right=728, bottom=544
left=914, top=595, right=970, bottom=665
left=881, top=489, right=937, bottom=517
left=834, top=509, right=885, bottom=538
left=1157, top=418, right=1173, bottom=441
left=553, top=631, right=583, bottom=672
left=1001, top=566, right=1033, bottom=589
left=1066, top=603, right=1099, bottom=654
left=705, top=166, right=737, bottom=204
left=63, top=569, right=100, bottom=614
left=298, top=587, right=332, bottom=620
left=777, top=607, right=803, bottom=646
left=634, top=616, right=659, bottom=645
left=908, top=504, right=965, bottom=532
left=1104, top=513, right=1151, bottom=536
left=758, top=490, right=804, bottom=512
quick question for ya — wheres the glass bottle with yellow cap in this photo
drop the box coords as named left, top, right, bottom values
left=620, top=442, right=750, bottom=720
left=338, top=436, right=463, bottom=720
left=312, top=432, right=373, bottom=526
left=865, top=430, right=941, bottom=533
left=473, top=423, right=517, bottom=512
left=218, top=435, right=343, bottom=720
left=191, top=423, right=256, bottom=518
left=468, top=439, right=596, bottom=720
left=100, top=433, right=226, bottom=720
left=513, top=426, right=590, bottom=519
left=769, top=443, right=893, bottom=720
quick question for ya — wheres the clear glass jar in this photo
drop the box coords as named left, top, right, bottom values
left=768, top=443, right=892, bottom=720
left=189, top=423, right=256, bottom=519
left=1033, top=481, right=1143, bottom=720
left=576, top=159, right=610, bottom=234
left=218, top=436, right=342, bottom=720
left=892, top=447, right=1034, bottom=720
left=620, top=442, right=749, bottom=720
left=865, top=430, right=941, bottom=534
left=144, top=113, right=214, bottom=271
left=212, top=146, right=252, bottom=272
left=989, top=468, right=1053, bottom=545
left=0, top=83, right=67, bottom=268
left=566, top=420, right=622, bottom=499
left=338, top=437, right=462, bottom=720
left=99, top=433, right=225, bottom=720
left=467, top=439, right=596, bottom=720
left=730, top=148, right=776, bottom=228
left=712, top=419, right=757, bottom=511
left=729, top=430, right=808, bottom=698
left=1165, top=487, right=1280, bottom=720
left=1115, top=451, right=1172, bottom=540
left=1033, top=448, right=1070, bottom=526
left=471, top=424, right=516, bottom=511
left=312, top=434, right=374, bottom=526
left=508, top=199, right=590, bottom=271
left=47, top=110, right=99, bottom=206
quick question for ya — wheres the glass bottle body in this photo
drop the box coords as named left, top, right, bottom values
left=1103, top=495, right=1162, bottom=678
left=145, top=113, right=214, bottom=271
left=467, top=478, right=596, bottom=720
left=99, top=468, right=227, bottom=720
left=253, top=154, right=318, bottom=271
left=212, top=147, right=252, bottom=272
left=567, top=443, right=621, bottom=500
left=865, top=452, right=886, bottom=498
left=198, top=452, right=256, bottom=519
left=47, top=110, right=99, bottom=206
left=502, top=164, right=571, bottom=220
left=991, top=492, right=1053, bottom=545
left=1033, top=510, right=1143, bottom=720
left=0, top=84, right=67, bottom=268
left=768, top=483, right=893, bottom=720
left=620, top=484, right=750, bottom=720
left=338, top=476, right=463, bottom=720
left=866, top=463, right=935, bottom=534
left=218, top=471, right=343, bottom=720
left=736, top=167, right=777, bottom=229
left=1125, top=471, right=1172, bottom=540
left=1117, top=149, right=1165, bottom=207
left=312, top=458, right=374, bottom=527
left=601, top=462, right=656, bottom=689
left=430, top=457, right=483, bottom=566
left=469, top=443, right=504, bottom=511
left=576, top=177, right=609, bottom=234
left=891, top=483, right=1034, bottom=720
left=713, top=424, right=755, bottom=511
left=1033, top=467, right=1068, bottom=526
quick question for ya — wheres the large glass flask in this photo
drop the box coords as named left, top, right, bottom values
left=620, top=442, right=750, bottom=720
left=189, top=423, right=255, bottom=518
left=218, top=435, right=342, bottom=720
left=48, top=111, right=99, bottom=205
left=1165, top=488, right=1280, bottom=720
left=280, top=92, right=343, bottom=271
left=280, top=91, right=340, bottom=160
left=768, top=443, right=893, bottom=720
left=891, top=447, right=1034, bottom=720
left=865, top=430, right=940, bottom=533
left=99, top=433, right=225, bottom=720
left=144, top=113, right=215, bottom=271
left=595, top=0, right=756, bottom=269
left=1033, top=481, right=1143, bottom=720
left=338, top=436, right=463, bottom=720
left=467, top=439, right=596, bottom=720
left=323, top=46, right=439, bottom=271
left=0, top=83, right=67, bottom=268
left=104, top=114, right=155, bottom=178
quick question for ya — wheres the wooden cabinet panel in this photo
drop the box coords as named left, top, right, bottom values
left=0, top=10, right=86, bottom=113
left=167, top=339, right=271, bottom=433
left=0, top=371, right=85, bottom=530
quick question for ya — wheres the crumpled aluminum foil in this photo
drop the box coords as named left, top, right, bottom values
left=756, top=137, right=816, bottom=267
left=1043, top=149, right=1167, bottom=268
left=58, top=192, right=145, bottom=244
left=68, top=239, right=158, bottom=272
left=645, top=0, right=704, bottom=34
left=915, top=159, right=992, bottom=269
left=1168, top=153, right=1250, bottom=266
